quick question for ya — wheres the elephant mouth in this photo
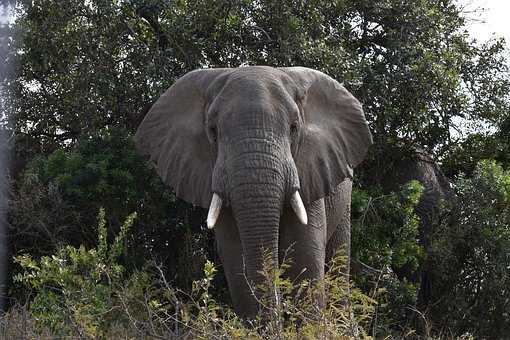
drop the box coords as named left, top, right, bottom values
left=206, top=190, right=308, bottom=229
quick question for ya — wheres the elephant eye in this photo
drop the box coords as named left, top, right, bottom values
left=210, top=127, right=218, bottom=142
left=290, top=121, right=298, bottom=135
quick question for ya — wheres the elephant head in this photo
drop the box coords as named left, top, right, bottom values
left=135, top=66, right=372, bottom=313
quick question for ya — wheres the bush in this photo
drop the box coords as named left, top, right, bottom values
left=428, top=160, right=510, bottom=338
left=13, top=208, right=141, bottom=338
left=9, top=209, right=378, bottom=339
left=10, top=130, right=174, bottom=250
left=352, top=180, right=425, bottom=273
left=9, top=130, right=213, bottom=290
left=351, top=180, right=425, bottom=335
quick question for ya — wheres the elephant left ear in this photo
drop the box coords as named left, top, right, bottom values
left=280, top=67, right=373, bottom=204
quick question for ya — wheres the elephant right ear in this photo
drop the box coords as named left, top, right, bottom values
left=134, top=69, right=231, bottom=209
left=280, top=67, right=373, bottom=204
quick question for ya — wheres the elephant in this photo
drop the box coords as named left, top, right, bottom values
left=361, top=144, right=455, bottom=310
left=134, top=66, right=373, bottom=318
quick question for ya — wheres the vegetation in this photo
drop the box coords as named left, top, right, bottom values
left=428, top=161, right=510, bottom=338
left=1, top=0, right=509, bottom=338
left=8, top=208, right=376, bottom=339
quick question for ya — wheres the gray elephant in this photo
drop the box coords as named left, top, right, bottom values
left=362, top=144, right=454, bottom=309
left=134, top=66, right=372, bottom=318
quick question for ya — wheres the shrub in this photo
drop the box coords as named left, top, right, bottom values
left=13, top=208, right=141, bottom=338
left=352, top=180, right=425, bottom=273
left=9, top=130, right=212, bottom=290
left=351, top=180, right=426, bottom=335
left=10, top=208, right=378, bottom=338
left=428, top=160, right=510, bottom=338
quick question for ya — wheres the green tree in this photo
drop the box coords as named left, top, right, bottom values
left=6, top=0, right=509, bottom=155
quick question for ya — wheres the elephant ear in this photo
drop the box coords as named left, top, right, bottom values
left=280, top=67, right=373, bottom=204
left=134, top=69, right=231, bottom=209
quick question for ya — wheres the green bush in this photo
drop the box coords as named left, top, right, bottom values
left=10, top=208, right=378, bottom=339
left=351, top=180, right=426, bottom=335
left=13, top=208, right=140, bottom=338
left=352, top=180, right=425, bottom=272
left=10, top=130, right=174, bottom=249
left=428, top=160, right=510, bottom=338
left=9, top=131, right=212, bottom=289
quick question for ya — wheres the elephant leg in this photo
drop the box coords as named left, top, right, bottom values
left=322, top=180, right=352, bottom=314
left=325, top=225, right=350, bottom=274
left=279, top=199, right=327, bottom=283
left=325, top=180, right=352, bottom=275
left=214, top=208, right=256, bottom=317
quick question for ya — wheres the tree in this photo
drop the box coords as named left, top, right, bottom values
left=6, top=1, right=509, bottom=156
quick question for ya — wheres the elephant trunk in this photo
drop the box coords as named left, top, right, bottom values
left=228, top=141, right=287, bottom=317
left=231, top=187, right=282, bottom=316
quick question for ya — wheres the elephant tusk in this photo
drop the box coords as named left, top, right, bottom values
left=290, top=191, right=308, bottom=225
left=207, top=193, right=223, bottom=229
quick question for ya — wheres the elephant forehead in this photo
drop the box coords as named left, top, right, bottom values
left=219, top=105, right=291, bottom=132
left=221, top=68, right=295, bottom=97
left=217, top=86, right=296, bottom=117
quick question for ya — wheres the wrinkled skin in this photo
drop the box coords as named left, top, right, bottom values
left=135, top=66, right=372, bottom=318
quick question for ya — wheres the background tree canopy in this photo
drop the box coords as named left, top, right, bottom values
left=2, top=0, right=510, bottom=338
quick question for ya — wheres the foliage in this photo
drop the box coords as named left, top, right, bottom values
left=443, top=128, right=510, bottom=178
left=9, top=131, right=211, bottom=289
left=352, top=180, right=425, bottom=274
left=4, top=0, right=509, bottom=155
left=13, top=208, right=139, bottom=338
left=351, top=180, right=426, bottom=335
left=428, top=160, right=510, bottom=338
left=2, top=0, right=510, bottom=338
left=10, top=131, right=157, bottom=247
left=11, top=209, right=378, bottom=339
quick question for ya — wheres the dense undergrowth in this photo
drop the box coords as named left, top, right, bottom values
left=4, top=159, right=508, bottom=338
left=5, top=208, right=378, bottom=339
